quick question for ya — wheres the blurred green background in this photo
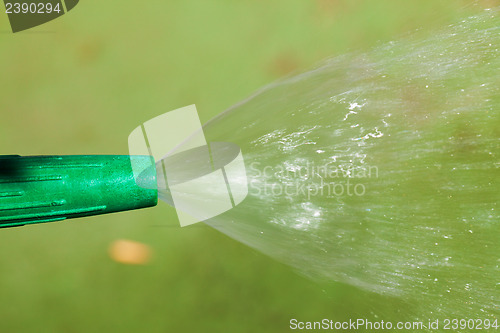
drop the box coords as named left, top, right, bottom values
left=0, top=1, right=496, bottom=332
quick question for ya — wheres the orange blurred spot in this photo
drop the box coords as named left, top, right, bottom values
left=109, top=240, right=152, bottom=265
left=77, top=38, right=103, bottom=65
left=268, top=53, right=300, bottom=77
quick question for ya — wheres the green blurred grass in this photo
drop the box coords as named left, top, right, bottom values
left=0, top=1, right=495, bottom=332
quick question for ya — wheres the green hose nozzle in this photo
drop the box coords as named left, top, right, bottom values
left=0, top=155, right=158, bottom=228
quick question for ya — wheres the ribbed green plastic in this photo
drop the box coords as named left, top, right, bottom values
left=0, top=155, right=158, bottom=228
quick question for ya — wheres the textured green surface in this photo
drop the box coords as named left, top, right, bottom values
left=0, top=155, right=157, bottom=228
left=0, top=1, right=497, bottom=332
